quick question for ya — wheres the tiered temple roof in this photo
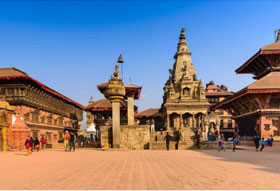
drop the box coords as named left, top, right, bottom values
left=235, top=30, right=280, bottom=79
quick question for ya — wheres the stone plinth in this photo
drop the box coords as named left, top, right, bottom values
left=120, top=125, right=150, bottom=149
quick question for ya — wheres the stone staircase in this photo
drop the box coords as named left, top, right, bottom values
left=149, top=128, right=197, bottom=150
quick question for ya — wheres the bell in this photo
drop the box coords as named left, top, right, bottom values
left=117, top=54, right=124, bottom=63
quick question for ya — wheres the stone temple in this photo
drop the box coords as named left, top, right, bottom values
left=86, top=28, right=235, bottom=150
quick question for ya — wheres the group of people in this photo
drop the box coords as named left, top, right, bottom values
left=253, top=135, right=274, bottom=152
left=215, top=134, right=239, bottom=152
left=24, top=135, right=47, bottom=156
left=63, top=130, right=77, bottom=152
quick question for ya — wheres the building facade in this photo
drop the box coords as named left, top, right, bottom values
left=0, top=68, right=84, bottom=150
left=205, top=81, right=235, bottom=139
left=214, top=30, right=280, bottom=139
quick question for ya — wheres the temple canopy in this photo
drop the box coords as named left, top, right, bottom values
left=235, top=29, right=280, bottom=79
left=97, top=82, right=142, bottom=100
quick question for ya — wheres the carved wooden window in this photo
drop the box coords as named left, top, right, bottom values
left=41, top=116, right=45, bottom=124
left=32, top=112, right=39, bottom=123
left=228, top=120, right=232, bottom=128
left=269, top=98, right=280, bottom=108
left=47, top=115, right=53, bottom=125
left=59, top=117, right=63, bottom=126
left=24, top=113, right=30, bottom=121
left=220, top=120, right=224, bottom=128
left=54, top=119, right=57, bottom=126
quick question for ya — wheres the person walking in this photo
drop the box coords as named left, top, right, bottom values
left=260, top=138, right=266, bottom=152
left=253, top=135, right=260, bottom=151
left=69, top=132, right=76, bottom=152
left=217, top=135, right=221, bottom=151
left=34, top=137, right=40, bottom=152
left=163, top=132, right=172, bottom=151
left=30, top=137, right=34, bottom=152
left=40, top=136, right=46, bottom=150
left=25, top=136, right=32, bottom=156
left=219, top=136, right=226, bottom=152
left=64, top=131, right=70, bottom=151
left=150, top=118, right=155, bottom=132
left=232, top=137, right=238, bottom=152
left=267, top=135, right=273, bottom=147
left=214, top=129, right=219, bottom=141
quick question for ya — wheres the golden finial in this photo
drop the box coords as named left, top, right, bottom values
left=117, top=54, right=124, bottom=63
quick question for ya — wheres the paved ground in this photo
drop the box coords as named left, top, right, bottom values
left=0, top=146, right=280, bottom=190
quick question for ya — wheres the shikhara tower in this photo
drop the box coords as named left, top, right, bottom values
left=161, top=28, right=209, bottom=145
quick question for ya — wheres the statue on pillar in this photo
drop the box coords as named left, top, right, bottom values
left=113, top=65, right=120, bottom=79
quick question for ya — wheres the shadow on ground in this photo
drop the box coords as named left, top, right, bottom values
left=195, top=145, right=280, bottom=174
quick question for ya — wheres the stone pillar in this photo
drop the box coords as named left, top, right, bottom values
left=180, top=114, right=183, bottom=128
left=167, top=114, right=170, bottom=129
left=192, top=115, right=195, bottom=128
left=127, top=96, right=134, bottom=125
left=1, top=127, right=7, bottom=151
left=112, top=101, right=121, bottom=148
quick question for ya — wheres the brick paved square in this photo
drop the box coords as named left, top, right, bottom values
left=0, top=147, right=280, bottom=190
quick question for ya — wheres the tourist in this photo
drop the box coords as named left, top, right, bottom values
left=64, top=131, right=70, bottom=151
left=217, top=135, right=221, bottom=151
left=207, top=131, right=212, bottom=141
left=69, top=132, right=76, bottom=152
left=214, top=129, right=219, bottom=141
left=163, top=132, right=172, bottom=151
left=25, top=136, right=32, bottom=156
left=260, top=138, right=266, bottom=152
left=253, top=135, right=260, bottom=151
left=267, top=135, right=273, bottom=147
left=40, top=136, right=46, bottom=150
left=146, top=119, right=150, bottom=126
left=232, top=137, right=238, bottom=152
left=30, top=137, right=34, bottom=152
left=219, top=135, right=226, bottom=152
left=34, top=137, right=40, bottom=152
left=150, top=118, right=155, bottom=132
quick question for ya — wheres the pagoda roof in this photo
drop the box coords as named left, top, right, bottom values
left=97, top=82, right=142, bottom=100
left=85, top=98, right=128, bottom=111
left=205, top=91, right=234, bottom=97
left=135, top=108, right=163, bottom=118
left=213, top=71, right=280, bottom=110
left=0, top=67, right=84, bottom=110
left=236, top=40, right=280, bottom=75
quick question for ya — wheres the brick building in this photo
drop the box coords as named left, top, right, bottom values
left=0, top=68, right=84, bottom=150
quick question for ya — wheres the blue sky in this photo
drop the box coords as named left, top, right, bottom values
left=1, top=1, right=280, bottom=128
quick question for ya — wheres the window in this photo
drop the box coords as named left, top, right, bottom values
left=228, top=120, right=232, bottom=128
left=220, top=120, right=224, bottom=128
left=264, top=124, right=270, bottom=131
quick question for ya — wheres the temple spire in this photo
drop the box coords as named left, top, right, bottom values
left=179, top=27, right=186, bottom=41
left=276, top=29, right=280, bottom=42
left=88, top=96, right=94, bottom=105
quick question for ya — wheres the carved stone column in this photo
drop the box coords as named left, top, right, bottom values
left=104, top=65, right=126, bottom=149
left=127, top=95, right=134, bottom=126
